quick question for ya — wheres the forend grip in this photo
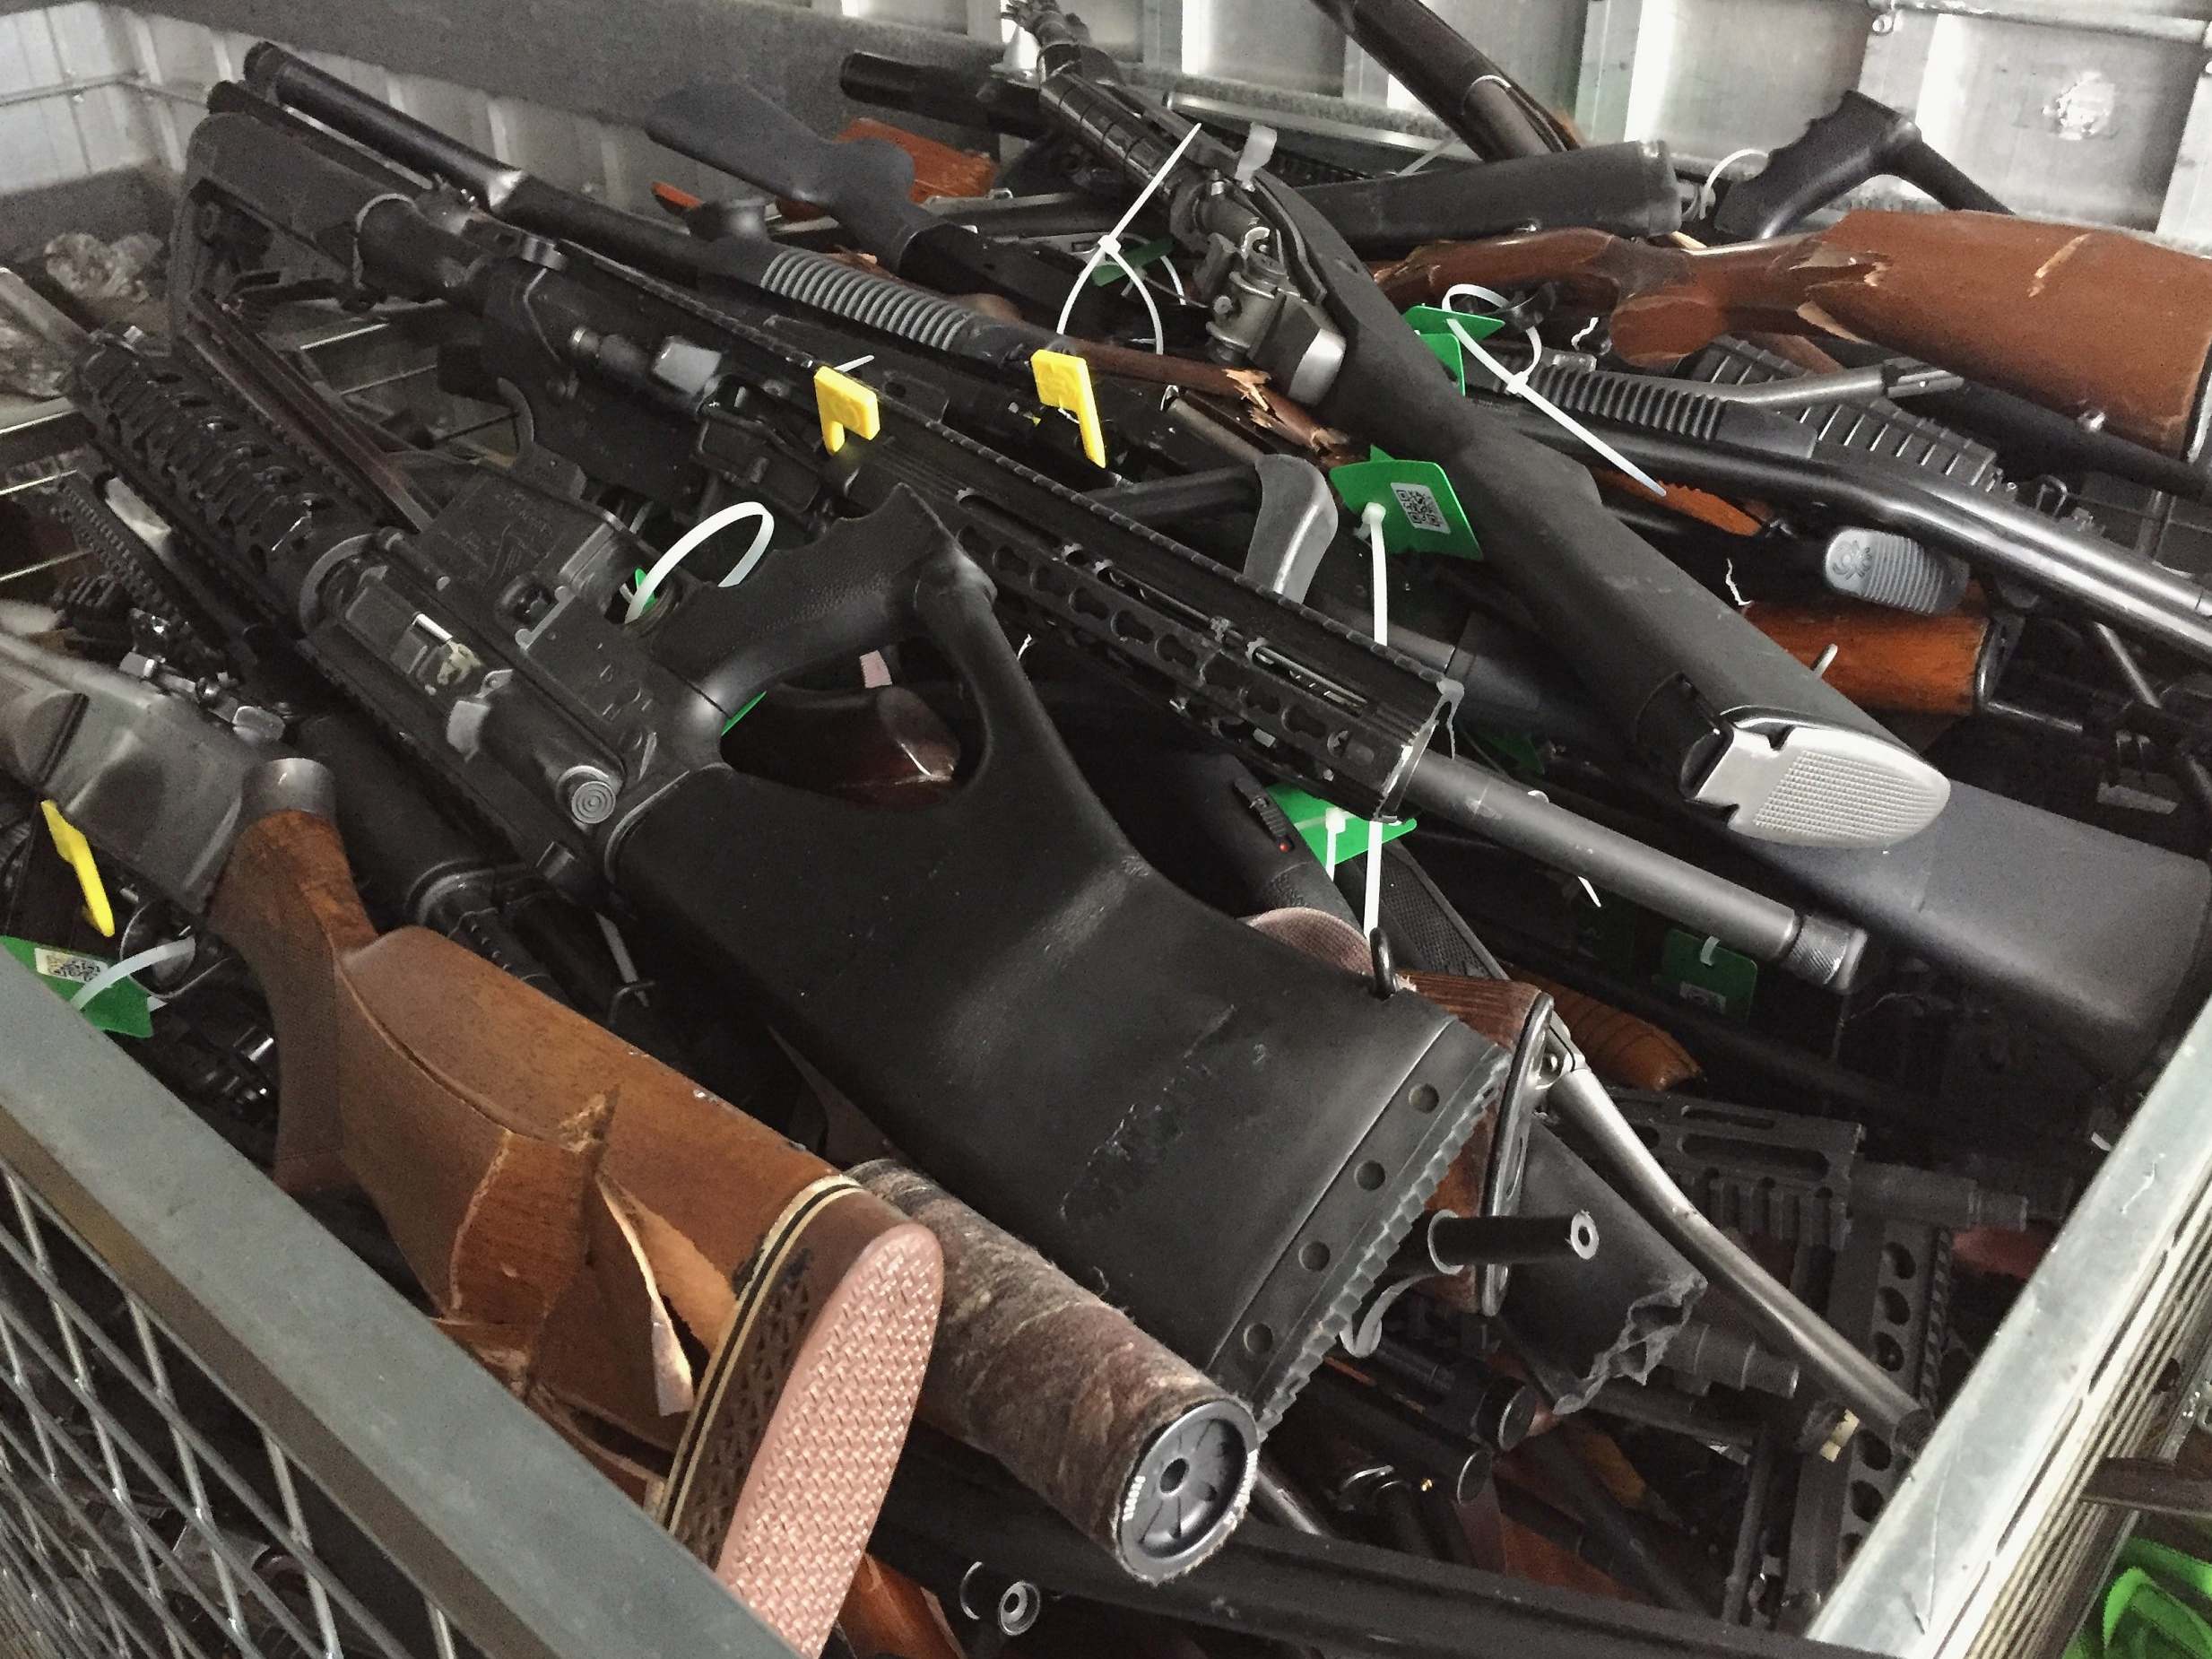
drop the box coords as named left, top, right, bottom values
left=646, top=490, right=977, bottom=724
left=1260, top=176, right=1948, bottom=847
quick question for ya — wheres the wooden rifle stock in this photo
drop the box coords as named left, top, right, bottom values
left=1743, top=599, right=1992, bottom=717
left=1378, top=211, right=2212, bottom=457
left=204, top=808, right=941, bottom=1657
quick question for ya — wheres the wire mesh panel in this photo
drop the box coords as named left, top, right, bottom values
left=0, top=1167, right=449, bottom=1659
left=0, top=958, right=794, bottom=1659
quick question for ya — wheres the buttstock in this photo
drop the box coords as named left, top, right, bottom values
left=1809, top=212, right=2212, bottom=459
left=206, top=809, right=844, bottom=1359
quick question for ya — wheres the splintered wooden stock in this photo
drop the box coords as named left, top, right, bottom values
left=1377, top=211, right=2212, bottom=456
left=1744, top=600, right=1990, bottom=717
left=205, top=809, right=835, bottom=1428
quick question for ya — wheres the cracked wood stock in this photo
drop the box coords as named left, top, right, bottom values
left=204, top=807, right=941, bottom=1658
left=1378, top=211, right=2212, bottom=457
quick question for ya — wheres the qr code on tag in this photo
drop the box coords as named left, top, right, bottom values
left=1390, top=482, right=1449, bottom=535
left=32, top=947, right=101, bottom=986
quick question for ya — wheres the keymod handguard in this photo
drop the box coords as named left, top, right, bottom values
left=624, top=492, right=1508, bottom=1426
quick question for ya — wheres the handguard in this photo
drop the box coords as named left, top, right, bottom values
left=621, top=491, right=1509, bottom=1427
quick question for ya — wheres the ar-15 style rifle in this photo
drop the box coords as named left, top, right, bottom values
left=202, top=57, right=1881, bottom=995
left=107, top=56, right=1935, bottom=1438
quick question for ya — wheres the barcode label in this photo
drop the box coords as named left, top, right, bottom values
left=1391, top=482, right=1449, bottom=535
left=32, top=947, right=102, bottom=986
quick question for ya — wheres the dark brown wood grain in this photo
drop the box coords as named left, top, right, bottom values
left=1516, top=973, right=1701, bottom=1092
left=722, top=685, right=958, bottom=807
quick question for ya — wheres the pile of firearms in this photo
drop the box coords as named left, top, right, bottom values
left=0, top=0, right=2203, bottom=1652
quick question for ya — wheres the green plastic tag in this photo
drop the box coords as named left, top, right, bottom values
left=1088, top=236, right=1177, bottom=285
left=1474, top=729, right=1546, bottom=777
left=1331, top=449, right=1481, bottom=560
left=1404, top=306, right=1502, bottom=396
left=1402, top=306, right=1504, bottom=343
left=1658, top=928, right=1758, bottom=1020
left=1266, top=785, right=1415, bottom=872
left=1, top=936, right=152, bottom=1038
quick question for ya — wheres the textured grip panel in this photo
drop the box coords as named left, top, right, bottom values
left=1823, top=526, right=1970, bottom=616
left=1744, top=743, right=1948, bottom=847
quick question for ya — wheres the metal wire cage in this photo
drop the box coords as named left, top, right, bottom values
left=0, top=957, right=794, bottom=1659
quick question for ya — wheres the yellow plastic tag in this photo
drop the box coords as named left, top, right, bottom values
left=814, top=366, right=881, bottom=455
left=39, top=802, right=114, bottom=938
left=1030, top=350, right=1106, bottom=468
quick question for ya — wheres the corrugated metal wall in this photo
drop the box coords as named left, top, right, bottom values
left=7, top=0, right=2212, bottom=243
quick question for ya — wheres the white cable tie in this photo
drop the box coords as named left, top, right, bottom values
left=833, top=355, right=875, bottom=373
left=625, top=500, right=776, bottom=623
left=1103, top=239, right=1167, bottom=354
left=1578, top=877, right=1604, bottom=908
left=1722, top=557, right=1749, bottom=608
left=1439, top=286, right=1668, bottom=499
left=1234, top=124, right=1278, bottom=187
left=70, top=937, right=195, bottom=1012
left=1398, top=133, right=1459, bottom=177
left=1699, top=934, right=1720, bottom=967
left=1696, top=147, right=1770, bottom=220
left=1363, top=502, right=1390, bottom=943
left=1056, top=121, right=1206, bottom=340
left=595, top=913, right=640, bottom=984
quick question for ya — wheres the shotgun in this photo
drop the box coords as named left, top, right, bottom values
left=985, top=1, right=1949, bottom=852
left=1378, top=212, right=2212, bottom=460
